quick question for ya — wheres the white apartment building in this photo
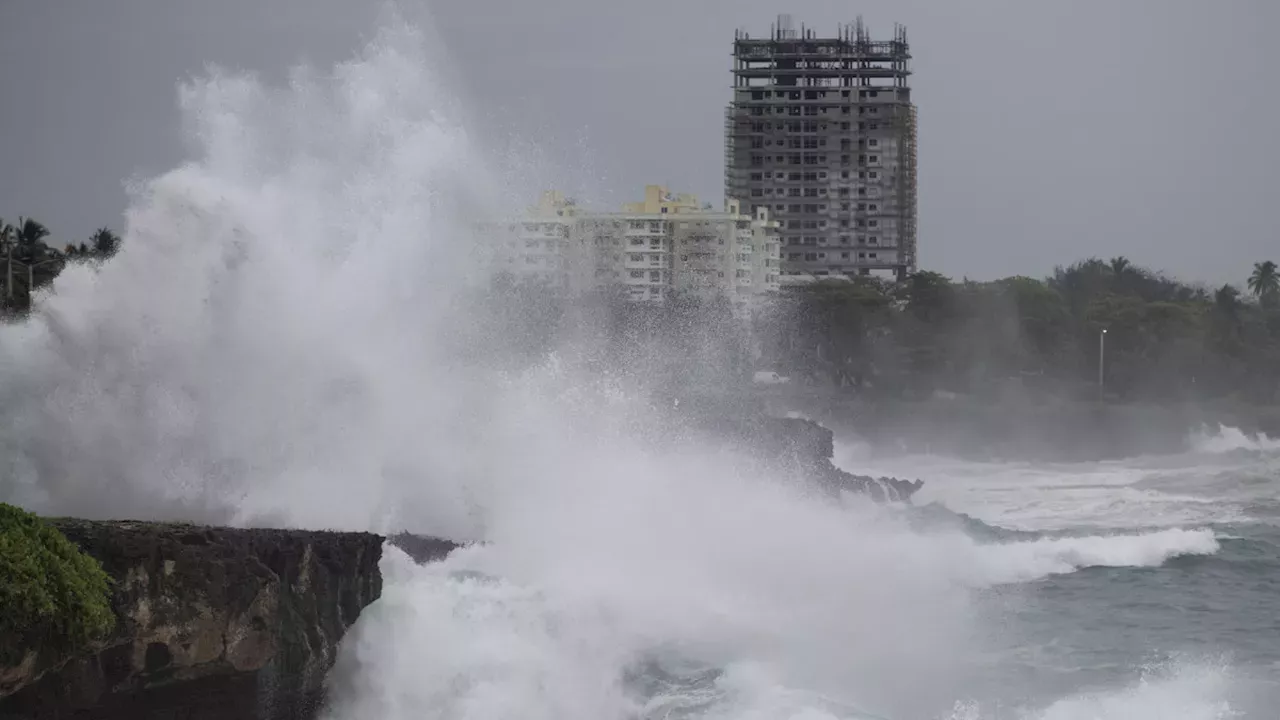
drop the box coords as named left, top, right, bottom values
left=482, top=185, right=781, bottom=314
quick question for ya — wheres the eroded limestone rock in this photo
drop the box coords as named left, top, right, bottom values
left=0, top=520, right=384, bottom=720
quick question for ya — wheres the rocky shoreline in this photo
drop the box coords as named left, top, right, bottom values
left=0, top=413, right=919, bottom=719
left=0, top=520, right=429, bottom=720
left=674, top=398, right=925, bottom=502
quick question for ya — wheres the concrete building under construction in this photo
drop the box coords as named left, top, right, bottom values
left=725, top=15, right=917, bottom=280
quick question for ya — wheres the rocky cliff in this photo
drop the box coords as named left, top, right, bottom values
left=672, top=395, right=923, bottom=501
left=0, top=520, right=389, bottom=720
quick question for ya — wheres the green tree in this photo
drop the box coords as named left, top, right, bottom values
left=90, top=227, right=122, bottom=259
left=0, top=504, right=114, bottom=667
left=1247, top=260, right=1279, bottom=308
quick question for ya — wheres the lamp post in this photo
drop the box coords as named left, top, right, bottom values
left=6, top=256, right=60, bottom=303
left=1098, top=328, right=1107, bottom=390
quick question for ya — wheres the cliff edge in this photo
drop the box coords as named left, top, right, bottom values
left=0, top=519, right=386, bottom=720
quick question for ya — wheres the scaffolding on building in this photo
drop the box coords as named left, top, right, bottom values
left=725, top=16, right=917, bottom=280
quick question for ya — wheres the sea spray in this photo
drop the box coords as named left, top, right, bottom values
left=0, top=10, right=1250, bottom=720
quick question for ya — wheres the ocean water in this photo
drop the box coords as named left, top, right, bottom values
left=317, top=425, right=1278, bottom=720
left=0, top=12, right=1275, bottom=720
left=836, top=424, right=1280, bottom=718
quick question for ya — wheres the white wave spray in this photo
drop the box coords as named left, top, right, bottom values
left=0, top=12, right=1245, bottom=720
left=1188, top=424, right=1280, bottom=455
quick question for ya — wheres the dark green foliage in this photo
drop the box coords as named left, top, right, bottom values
left=0, top=503, right=114, bottom=665
left=1, top=215, right=121, bottom=315
left=758, top=258, right=1280, bottom=402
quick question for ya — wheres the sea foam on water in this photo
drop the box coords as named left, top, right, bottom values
left=0, top=11, right=1245, bottom=720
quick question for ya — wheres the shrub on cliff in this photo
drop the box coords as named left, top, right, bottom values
left=0, top=503, right=113, bottom=665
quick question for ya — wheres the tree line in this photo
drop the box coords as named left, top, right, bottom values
left=4, top=214, right=1276, bottom=403
left=759, top=257, right=1280, bottom=403
left=0, top=216, right=120, bottom=315
left=484, top=257, right=1280, bottom=405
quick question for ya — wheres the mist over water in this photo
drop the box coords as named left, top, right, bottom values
left=0, top=13, right=1268, bottom=720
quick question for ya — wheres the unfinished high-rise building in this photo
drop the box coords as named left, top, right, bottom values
left=725, top=15, right=917, bottom=280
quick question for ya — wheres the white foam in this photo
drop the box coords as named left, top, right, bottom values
left=1188, top=424, right=1280, bottom=454
left=0, top=12, right=1251, bottom=720
left=832, top=440, right=1251, bottom=532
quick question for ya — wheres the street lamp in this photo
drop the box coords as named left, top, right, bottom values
left=1098, top=328, right=1107, bottom=390
left=5, top=255, right=61, bottom=302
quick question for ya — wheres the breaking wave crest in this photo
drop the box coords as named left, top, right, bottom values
left=0, top=11, right=1248, bottom=720
left=1188, top=425, right=1280, bottom=455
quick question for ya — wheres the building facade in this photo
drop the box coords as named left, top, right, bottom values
left=725, top=15, right=918, bottom=281
left=483, top=186, right=781, bottom=313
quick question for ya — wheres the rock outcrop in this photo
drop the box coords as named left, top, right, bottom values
left=0, top=520, right=387, bottom=720
left=672, top=395, right=924, bottom=502
left=751, top=416, right=923, bottom=501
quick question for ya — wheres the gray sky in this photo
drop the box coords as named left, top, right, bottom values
left=1, top=0, right=1276, bottom=284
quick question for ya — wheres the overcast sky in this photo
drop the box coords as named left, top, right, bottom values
left=1, top=0, right=1276, bottom=283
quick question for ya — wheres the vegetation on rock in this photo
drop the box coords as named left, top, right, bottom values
left=0, top=503, right=114, bottom=665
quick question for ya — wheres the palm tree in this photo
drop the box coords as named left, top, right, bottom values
left=11, top=217, right=50, bottom=255
left=89, top=227, right=121, bottom=259
left=1109, top=256, right=1134, bottom=294
left=1247, top=260, right=1279, bottom=308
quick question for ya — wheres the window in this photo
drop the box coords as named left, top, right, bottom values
left=868, top=139, right=879, bottom=147
left=650, top=271, right=661, bottom=281
left=630, top=270, right=644, bottom=278
left=869, top=155, right=879, bottom=163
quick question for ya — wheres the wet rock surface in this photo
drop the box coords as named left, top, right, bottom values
left=674, top=395, right=924, bottom=502
left=0, top=520, right=386, bottom=720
